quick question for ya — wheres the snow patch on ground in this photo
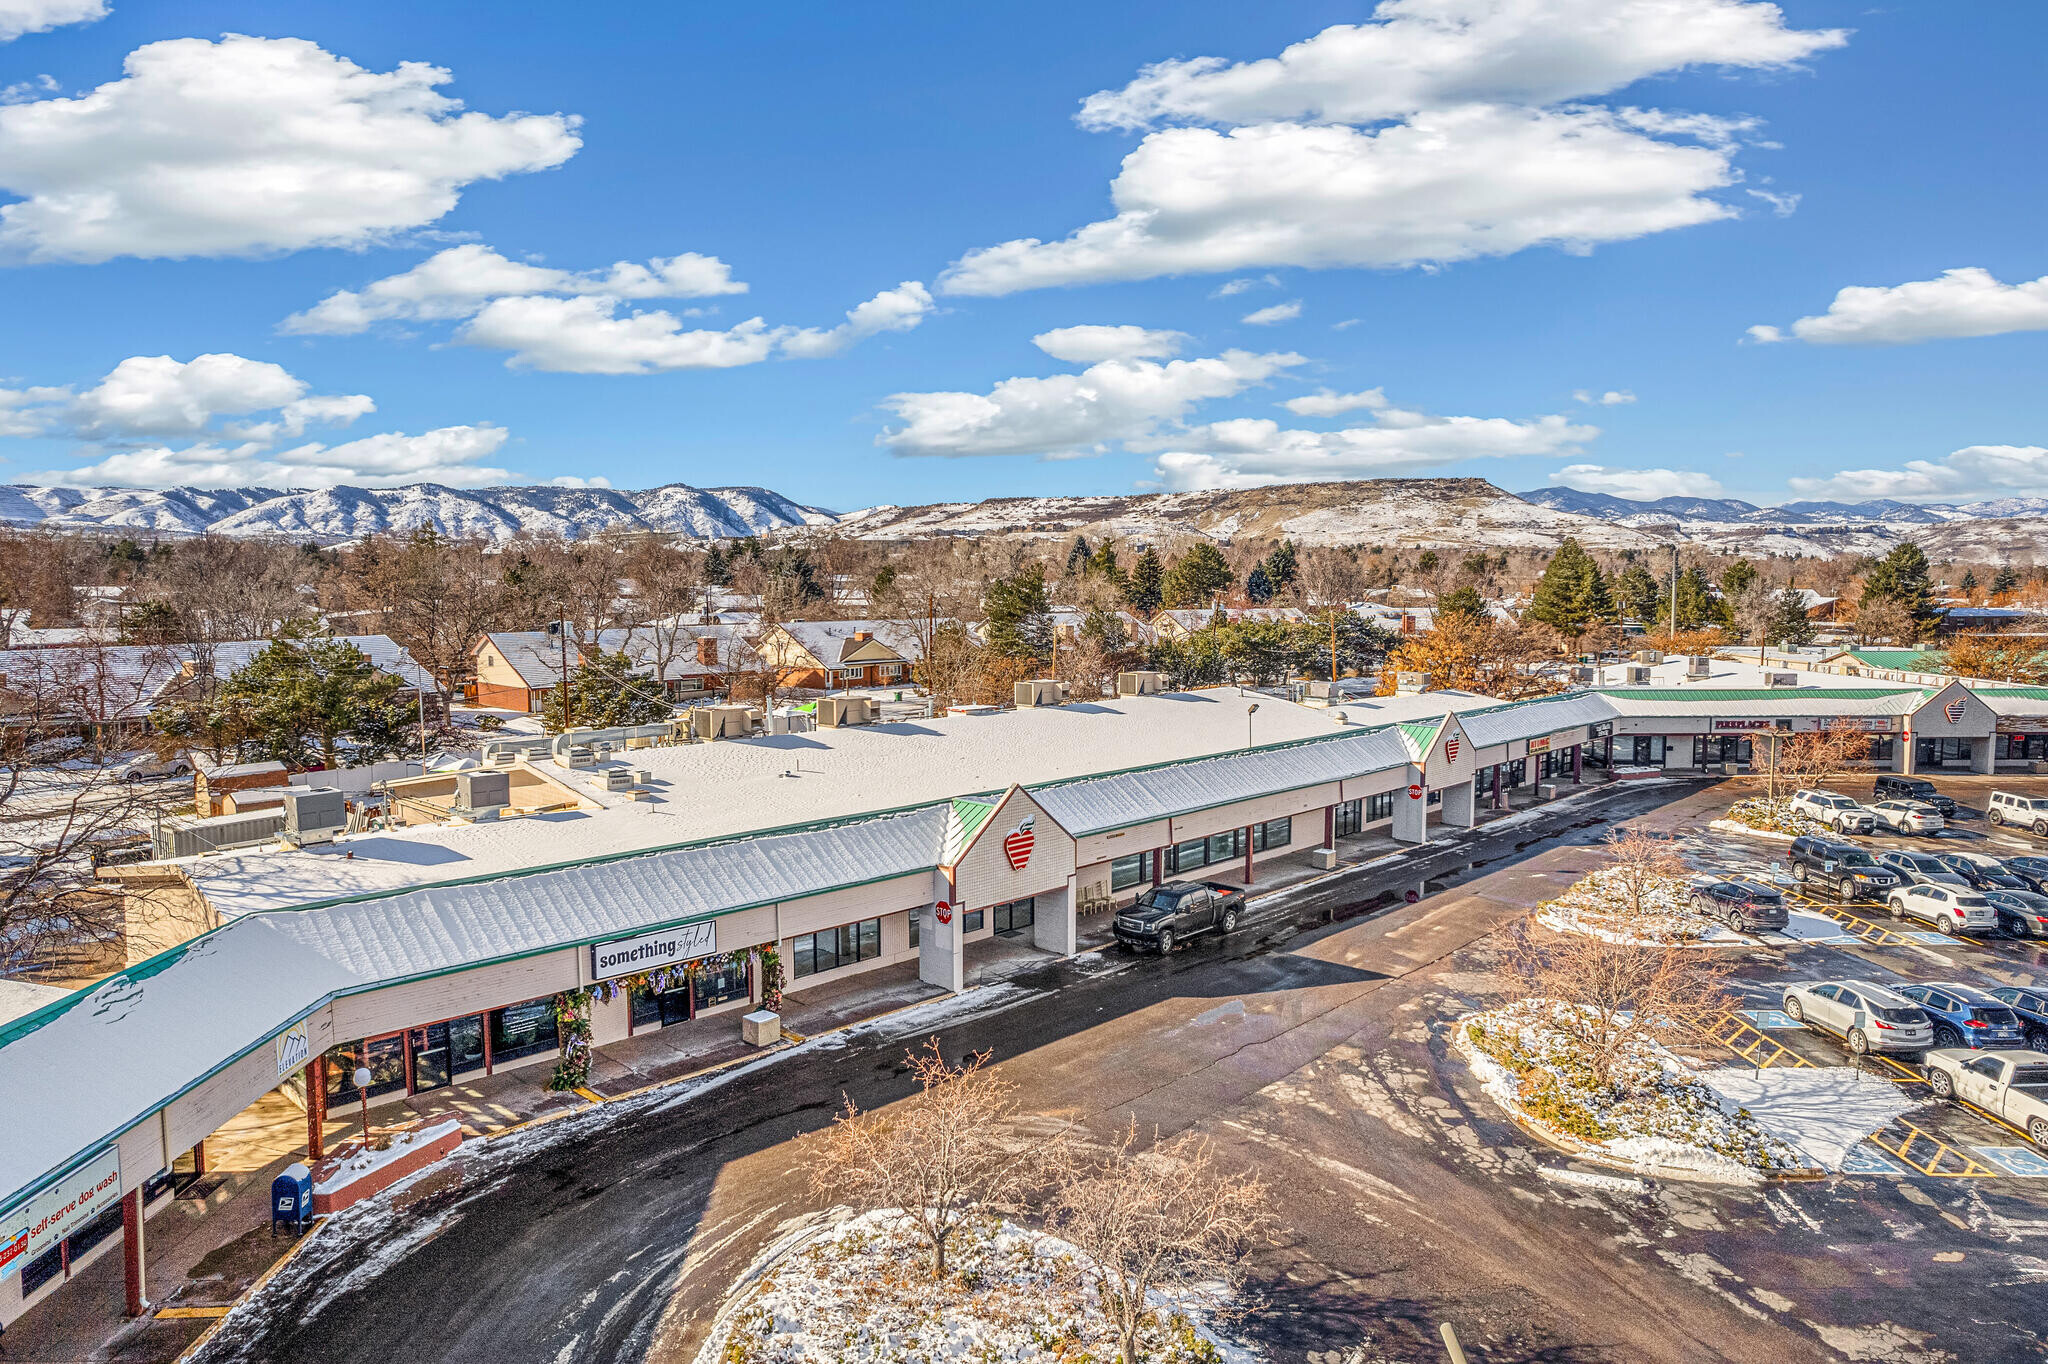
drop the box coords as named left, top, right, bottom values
left=1700, top=1066, right=1924, bottom=1171
left=1535, top=867, right=1725, bottom=945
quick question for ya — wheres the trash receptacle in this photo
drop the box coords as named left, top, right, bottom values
left=272, top=1162, right=313, bottom=1229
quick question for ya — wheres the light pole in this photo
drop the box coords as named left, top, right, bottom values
left=353, top=1065, right=372, bottom=1147
left=1246, top=702, right=1259, bottom=748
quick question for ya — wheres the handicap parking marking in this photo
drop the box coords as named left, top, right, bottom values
left=1904, top=931, right=1955, bottom=945
left=1742, top=1009, right=1803, bottom=1029
left=1972, top=1146, right=2048, bottom=1178
left=1840, top=1143, right=1907, bottom=1175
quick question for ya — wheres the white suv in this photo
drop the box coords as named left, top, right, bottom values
left=1988, top=791, right=2048, bottom=836
left=1869, top=799, right=1945, bottom=834
left=1789, top=789, right=1877, bottom=834
left=1887, top=883, right=1998, bottom=934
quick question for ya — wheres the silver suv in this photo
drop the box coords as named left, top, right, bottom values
left=1989, top=791, right=2048, bottom=836
left=1783, top=979, right=1935, bottom=1055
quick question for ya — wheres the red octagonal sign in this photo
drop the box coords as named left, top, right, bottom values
left=1407, top=783, right=1424, bottom=800
left=1002, top=817, right=1036, bottom=870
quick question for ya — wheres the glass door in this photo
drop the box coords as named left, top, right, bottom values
left=448, top=1014, right=486, bottom=1078
left=409, top=1022, right=451, bottom=1092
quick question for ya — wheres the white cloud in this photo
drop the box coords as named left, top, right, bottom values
left=1031, top=324, right=1188, bottom=364
left=1211, top=274, right=1279, bottom=297
left=880, top=348, right=1303, bottom=458
left=453, top=280, right=935, bottom=373
left=1075, top=0, right=1844, bottom=130
left=1745, top=186, right=1800, bottom=217
left=0, top=35, right=580, bottom=263
left=1148, top=402, right=1596, bottom=490
left=1748, top=267, right=2048, bottom=346
left=1787, top=446, right=2048, bottom=502
left=1282, top=388, right=1386, bottom=417
left=1572, top=388, right=1636, bottom=405
left=1, top=74, right=60, bottom=103
left=31, top=423, right=515, bottom=489
left=280, top=243, right=747, bottom=335
left=1242, top=300, right=1302, bottom=326
left=779, top=281, right=935, bottom=358
left=1550, top=463, right=1720, bottom=499
left=942, top=0, right=1840, bottom=297
left=0, top=352, right=375, bottom=441
left=0, top=0, right=103, bottom=43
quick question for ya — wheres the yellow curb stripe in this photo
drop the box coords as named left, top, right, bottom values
left=173, top=1215, right=328, bottom=1362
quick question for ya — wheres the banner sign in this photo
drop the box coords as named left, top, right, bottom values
left=0, top=1147, right=121, bottom=1279
left=1713, top=719, right=1777, bottom=731
left=1589, top=721, right=1615, bottom=740
left=1834, top=717, right=1896, bottom=732
left=591, top=921, right=717, bottom=981
left=1526, top=736, right=1551, bottom=754
left=273, top=1020, right=311, bottom=1078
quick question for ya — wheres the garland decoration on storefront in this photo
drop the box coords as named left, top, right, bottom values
left=587, top=944, right=783, bottom=1011
left=547, top=988, right=594, bottom=1092
left=756, top=943, right=784, bottom=1012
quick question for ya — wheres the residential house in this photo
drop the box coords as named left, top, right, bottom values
left=755, top=619, right=926, bottom=690
left=1046, top=607, right=1152, bottom=648
left=1152, top=606, right=1310, bottom=642
left=470, top=623, right=757, bottom=713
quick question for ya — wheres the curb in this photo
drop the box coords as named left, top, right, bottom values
left=170, top=1215, right=329, bottom=1363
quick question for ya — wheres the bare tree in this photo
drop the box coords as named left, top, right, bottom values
left=1774, top=721, right=1874, bottom=792
left=1499, top=921, right=1736, bottom=1091
left=1046, top=1118, right=1270, bottom=1364
left=1600, top=828, right=1690, bottom=921
left=809, top=1040, right=1041, bottom=1277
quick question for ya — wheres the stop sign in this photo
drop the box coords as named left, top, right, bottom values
left=934, top=900, right=953, bottom=925
left=1407, top=783, right=1424, bottom=799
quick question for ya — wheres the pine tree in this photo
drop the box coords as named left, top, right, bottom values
left=1065, top=535, right=1091, bottom=575
left=1615, top=562, right=1661, bottom=625
left=1720, top=559, right=1758, bottom=598
left=1439, top=585, right=1487, bottom=621
left=1960, top=569, right=1979, bottom=597
left=1416, top=549, right=1441, bottom=575
left=1123, top=548, right=1164, bottom=615
left=1525, top=537, right=1611, bottom=638
left=1768, top=588, right=1816, bottom=648
left=1160, top=543, right=1233, bottom=609
left=1664, top=565, right=1718, bottom=631
left=1861, top=541, right=1936, bottom=631
left=219, top=629, right=410, bottom=769
left=543, top=649, right=675, bottom=733
left=1262, top=541, right=1298, bottom=590
left=1993, top=565, right=2020, bottom=597
left=703, top=543, right=730, bottom=587
left=1245, top=564, right=1275, bottom=603
left=983, top=564, right=1054, bottom=661
left=1087, top=542, right=1122, bottom=583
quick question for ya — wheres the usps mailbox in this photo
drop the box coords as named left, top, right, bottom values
left=272, top=1162, right=313, bottom=1229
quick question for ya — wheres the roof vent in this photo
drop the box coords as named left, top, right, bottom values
left=1394, top=670, right=1427, bottom=695
left=1687, top=655, right=1711, bottom=678
left=281, top=786, right=347, bottom=847
left=1764, top=672, right=1799, bottom=688
left=1625, top=665, right=1653, bottom=685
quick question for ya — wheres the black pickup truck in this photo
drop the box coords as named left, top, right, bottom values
left=1112, top=880, right=1247, bottom=952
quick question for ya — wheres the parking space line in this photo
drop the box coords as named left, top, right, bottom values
left=1708, top=1012, right=1814, bottom=1069
left=1861, top=1055, right=1930, bottom=1087
left=1972, top=1146, right=2048, bottom=1177
left=1785, top=893, right=1911, bottom=947
left=1865, top=1118, right=2003, bottom=1177
left=1839, top=1143, right=1907, bottom=1175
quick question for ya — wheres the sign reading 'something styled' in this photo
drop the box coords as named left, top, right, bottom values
left=590, top=921, right=717, bottom=981
left=0, top=1146, right=121, bottom=1280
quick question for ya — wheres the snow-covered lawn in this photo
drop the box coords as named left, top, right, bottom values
left=1699, top=1067, right=1923, bottom=1171
left=1534, top=867, right=1727, bottom=945
left=698, top=1209, right=1251, bottom=1364
left=1456, top=999, right=1809, bottom=1183
left=1716, top=797, right=1825, bottom=840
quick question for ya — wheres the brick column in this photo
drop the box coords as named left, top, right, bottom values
left=1243, top=826, right=1254, bottom=885
left=306, top=1054, right=327, bottom=1162
left=121, top=1188, right=146, bottom=1317
left=1323, top=805, right=1335, bottom=850
left=191, top=1141, right=207, bottom=1177
left=1573, top=745, right=1583, bottom=782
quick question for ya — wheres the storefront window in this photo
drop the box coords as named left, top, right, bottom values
left=792, top=918, right=884, bottom=978
left=1333, top=798, right=1362, bottom=838
left=1168, top=837, right=1208, bottom=873
left=1206, top=829, right=1240, bottom=864
left=1110, top=853, right=1147, bottom=891
left=489, top=999, right=559, bottom=1064
left=1248, top=817, right=1292, bottom=852
left=326, top=1035, right=407, bottom=1104
left=963, top=907, right=985, bottom=932
left=693, top=960, right=749, bottom=1012
left=1366, top=791, right=1394, bottom=823
left=993, top=897, right=1036, bottom=936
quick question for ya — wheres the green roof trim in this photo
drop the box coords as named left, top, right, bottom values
left=1594, top=686, right=1918, bottom=702
left=1845, top=649, right=1946, bottom=670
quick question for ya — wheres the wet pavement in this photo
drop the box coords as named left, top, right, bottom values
left=159, top=775, right=2048, bottom=1364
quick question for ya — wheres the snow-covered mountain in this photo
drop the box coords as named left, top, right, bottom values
left=1518, top=487, right=2025, bottom=526
left=0, top=483, right=839, bottom=543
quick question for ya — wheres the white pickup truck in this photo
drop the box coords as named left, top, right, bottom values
left=1925, top=1049, right=2048, bottom=1148
left=1788, top=789, right=1877, bottom=834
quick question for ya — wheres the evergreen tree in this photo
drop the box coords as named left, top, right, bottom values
left=1245, top=564, right=1275, bottom=603
left=1720, top=559, right=1758, bottom=598
left=1861, top=541, right=1937, bottom=631
left=1416, top=549, right=1441, bottom=575
left=218, top=628, right=411, bottom=769
left=1614, top=561, right=1661, bottom=625
left=1663, top=565, right=1718, bottom=631
left=1159, top=543, right=1233, bottom=609
left=1768, top=588, right=1816, bottom=648
left=1960, top=569, right=1979, bottom=597
left=1080, top=605, right=1130, bottom=651
left=703, top=543, right=730, bottom=586
left=1294, top=612, right=1397, bottom=679
left=1086, top=543, right=1122, bottom=583
left=1262, top=541, right=1298, bottom=590
left=1065, top=535, right=1091, bottom=575
left=1439, top=585, right=1487, bottom=621
left=1525, top=537, right=1611, bottom=638
left=542, top=650, right=676, bottom=733
left=1148, top=632, right=1226, bottom=689
left=1993, top=565, right=2020, bottom=597
left=1218, top=618, right=1298, bottom=685
left=983, top=564, right=1054, bottom=661
left=1122, top=548, right=1164, bottom=615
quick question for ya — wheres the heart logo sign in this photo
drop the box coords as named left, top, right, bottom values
left=1945, top=699, right=1966, bottom=724
left=1002, top=817, right=1036, bottom=870
left=1443, top=736, right=1460, bottom=763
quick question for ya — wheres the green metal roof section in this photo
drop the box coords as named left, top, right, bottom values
left=941, top=796, right=998, bottom=865
left=1594, top=687, right=1919, bottom=702
left=1395, top=717, right=1447, bottom=760
left=1845, top=648, right=1946, bottom=670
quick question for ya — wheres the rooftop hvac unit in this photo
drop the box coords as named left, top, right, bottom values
left=1765, top=672, right=1799, bottom=688
left=602, top=767, right=634, bottom=792
left=818, top=695, right=874, bottom=728
left=1686, top=655, right=1712, bottom=678
left=154, top=809, right=287, bottom=860
left=281, top=786, right=347, bottom=847
left=1115, top=670, right=1164, bottom=696
left=1632, top=650, right=1664, bottom=666
left=1013, top=679, right=1062, bottom=707
left=1570, top=666, right=1596, bottom=684
left=1625, top=666, right=1653, bottom=685
left=1394, top=670, right=1427, bottom=695
left=455, top=768, right=510, bottom=813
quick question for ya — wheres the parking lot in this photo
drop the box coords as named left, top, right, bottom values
left=1676, top=773, right=2048, bottom=1182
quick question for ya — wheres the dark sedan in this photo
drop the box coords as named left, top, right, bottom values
left=1987, top=986, right=2048, bottom=1053
left=1986, top=889, right=2048, bottom=939
left=2004, top=855, right=2048, bottom=894
left=1691, top=879, right=1790, bottom=933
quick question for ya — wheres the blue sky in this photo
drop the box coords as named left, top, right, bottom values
left=0, top=1, right=2042, bottom=511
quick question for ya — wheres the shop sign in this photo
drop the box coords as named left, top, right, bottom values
left=591, top=921, right=717, bottom=981
left=273, top=1020, right=311, bottom=1078
left=1589, top=721, right=1614, bottom=740
left=1834, top=717, right=1895, bottom=732
left=1713, top=718, right=1776, bottom=731
left=1442, top=736, right=1460, bottom=763
left=1526, top=736, right=1551, bottom=754
left=1, top=1147, right=121, bottom=1279
left=1002, top=817, right=1036, bottom=871
left=1945, top=698, right=1968, bottom=724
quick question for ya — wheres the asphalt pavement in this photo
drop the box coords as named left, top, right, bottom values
left=179, top=777, right=2048, bottom=1364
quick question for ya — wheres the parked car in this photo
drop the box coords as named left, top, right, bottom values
left=1782, top=979, right=1935, bottom=1055
left=1690, top=879, right=1790, bottom=933
left=1984, top=987, right=2048, bottom=1052
left=117, top=751, right=193, bottom=782
left=1921, top=1050, right=2048, bottom=1147
left=1886, top=883, right=1999, bottom=934
left=1868, top=800, right=1946, bottom=835
left=1988, top=790, right=2048, bottom=835
left=1894, top=981, right=2029, bottom=1049
left=1788, top=789, right=1877, bottom=835
left=1985, top=889, right=2048, bottom=939
left=1786, top=837, right=1900, bottom=900
left=2004, top=855, right=2048, bottom=894
left=1872, top=775, right=1957, bottom=816
left=1112, top=880, right=1247, bottom=952
left=1933, top=849, right=2029, bottom=892
left=1875, top=850, right=1972, bottom=889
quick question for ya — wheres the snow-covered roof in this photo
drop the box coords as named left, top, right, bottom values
left=771, top=619, right=929, bottom=665
left=0, top=634, right=437, bottom=722
left=0, top=978, right=67, bottom=1026
left=481, top=625, right=756, bottom=687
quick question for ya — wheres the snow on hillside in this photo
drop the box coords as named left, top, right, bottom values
left=0, top=482, right=836, bottom=544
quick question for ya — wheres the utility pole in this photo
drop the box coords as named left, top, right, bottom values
left=557, top=604, right=571, bottom=736
left=1329, top=608, right=1339, bottom=683
left=1669, top=543, right=1680, bottom=638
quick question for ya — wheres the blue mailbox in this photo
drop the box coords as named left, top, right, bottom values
left=271, top=1162, right=312, bottom=1229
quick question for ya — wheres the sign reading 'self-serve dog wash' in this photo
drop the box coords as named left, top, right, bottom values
left=0, top=1147, right=121, bottom=1280
left=591, top=921, right=716, bottom=981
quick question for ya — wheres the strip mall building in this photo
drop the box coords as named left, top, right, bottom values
left=6, top=651, right=2048, bottom=1324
